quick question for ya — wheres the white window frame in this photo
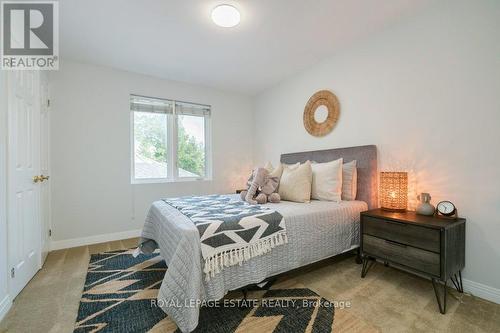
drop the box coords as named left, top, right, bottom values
left=130, top=94, right=212, bottom=184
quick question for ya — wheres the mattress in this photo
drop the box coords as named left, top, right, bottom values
left=140, top=195, right=367, bottom=332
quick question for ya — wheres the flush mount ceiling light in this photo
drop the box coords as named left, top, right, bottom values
left=211, top=4, right=240, bottom=28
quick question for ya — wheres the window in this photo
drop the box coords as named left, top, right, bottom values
left=131, top=95, right=211, bottom=183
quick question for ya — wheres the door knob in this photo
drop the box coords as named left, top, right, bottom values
left=33, top=175, right=50, bottom=183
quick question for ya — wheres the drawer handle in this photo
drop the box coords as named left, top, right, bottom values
left=385, top=239, right=407, bottom=248
left=385, top=220, right=407, bottom=227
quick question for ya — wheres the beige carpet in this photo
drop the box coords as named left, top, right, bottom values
left=1, top=238, right=499, bottom=332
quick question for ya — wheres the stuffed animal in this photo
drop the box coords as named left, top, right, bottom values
left=240, top=167, right=281, bottom=204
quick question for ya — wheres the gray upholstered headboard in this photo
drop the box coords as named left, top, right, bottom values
left=280, top=145, right=378, bottom=209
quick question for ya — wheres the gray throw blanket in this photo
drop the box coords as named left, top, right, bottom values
left=163, top=194, right=287, bottom=280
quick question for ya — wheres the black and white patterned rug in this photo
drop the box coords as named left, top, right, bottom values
left=74, top=249, right=335, bottom=332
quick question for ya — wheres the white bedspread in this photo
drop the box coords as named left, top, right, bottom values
left=140, top=195, right=367, bottom=332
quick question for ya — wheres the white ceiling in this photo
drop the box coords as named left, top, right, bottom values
left=60, top=0, right=436, bottom=95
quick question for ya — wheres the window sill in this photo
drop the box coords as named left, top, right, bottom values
left=131, top=177, right=212, bottom=185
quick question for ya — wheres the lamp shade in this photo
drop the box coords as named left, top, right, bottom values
left=380, top=172, right=408, bottom=211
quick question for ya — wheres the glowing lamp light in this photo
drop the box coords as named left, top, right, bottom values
left=380, top=172, right=408, bottom=212
left=211, top=5, right=240, bottom=28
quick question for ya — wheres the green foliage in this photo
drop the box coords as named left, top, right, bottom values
left=134, top=113, right=205, bottom=177
left=177, top=124, right=205, bottom=177
left=134, top=113, right=167, bottom=162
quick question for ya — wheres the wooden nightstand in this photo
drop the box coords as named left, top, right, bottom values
left=360, top=209, right=466, bottom=314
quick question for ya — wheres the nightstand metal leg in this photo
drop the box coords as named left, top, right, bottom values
left=355, top=248, right=362, bottom=264
left=450, top=271, right=464, bottom=293
left=361, top=259, right=368, bottom=278
left=432, top=278, right=447, bottom=314
left=361, top=257, right=374, bottom=278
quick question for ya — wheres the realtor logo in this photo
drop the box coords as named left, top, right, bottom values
left=1, top=1, right=58, bottom=70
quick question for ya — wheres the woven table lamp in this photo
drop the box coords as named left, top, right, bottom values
left=380, top=172, right=408, bottom=212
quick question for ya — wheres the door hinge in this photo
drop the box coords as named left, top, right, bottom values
left=11, top=268, right=15, bottom=278
left=49, top=229, right=52, bottom=237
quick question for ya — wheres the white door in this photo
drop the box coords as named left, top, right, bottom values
left=39, top=72, right=51, bottom=265
left=7, top=70, right=41, bottom=298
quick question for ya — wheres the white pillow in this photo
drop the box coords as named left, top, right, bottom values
left=278, top=161, right=312, bottom=203
left=311, top=158, right=343, bottom=202
left=342, top=160, right=357, bottom=201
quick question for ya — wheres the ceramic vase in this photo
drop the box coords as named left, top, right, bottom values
left=416, top=193, right=435, bottom=216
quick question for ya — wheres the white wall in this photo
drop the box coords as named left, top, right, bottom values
left=49, top=61, right=253, bottom=244
left=254, top=0, right=500, bottom=300
left=0, top=71, right=11, bottom=320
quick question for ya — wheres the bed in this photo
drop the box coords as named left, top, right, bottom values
left=139, top=145, right=378, bottom=332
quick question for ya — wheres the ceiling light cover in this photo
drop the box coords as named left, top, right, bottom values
left=211, top=5, right=240, bottom=28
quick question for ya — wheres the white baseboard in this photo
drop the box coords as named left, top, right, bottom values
left=0, top=295, right=12, bottom=323
left=50, top=229, right=142, bottom=251
left=463, top=279, right=500, bottom=304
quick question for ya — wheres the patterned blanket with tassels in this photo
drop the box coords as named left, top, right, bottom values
left=163, top=195, right=287, bottom=281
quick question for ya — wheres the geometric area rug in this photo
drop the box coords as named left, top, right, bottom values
left=74, top=249, right=335, bottom=332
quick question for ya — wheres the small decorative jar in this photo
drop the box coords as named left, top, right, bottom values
left=416, top=193, right=435, bottom=216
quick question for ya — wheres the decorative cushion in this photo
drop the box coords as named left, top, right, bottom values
left=342, top=160, right=357, bottom=201
left=278, top=161, right=313, bottom=203
left=264, top=162, right=284, bottom=180
left=311, top=158, right=343, bottom=202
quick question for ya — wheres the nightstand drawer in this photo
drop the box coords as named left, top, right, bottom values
left=363, top=234, right=440, bottom=276
left=363, top=216, right=440, bottom=253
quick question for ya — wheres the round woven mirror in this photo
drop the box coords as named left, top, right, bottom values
left=303, top=90, right=340, bottom=137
